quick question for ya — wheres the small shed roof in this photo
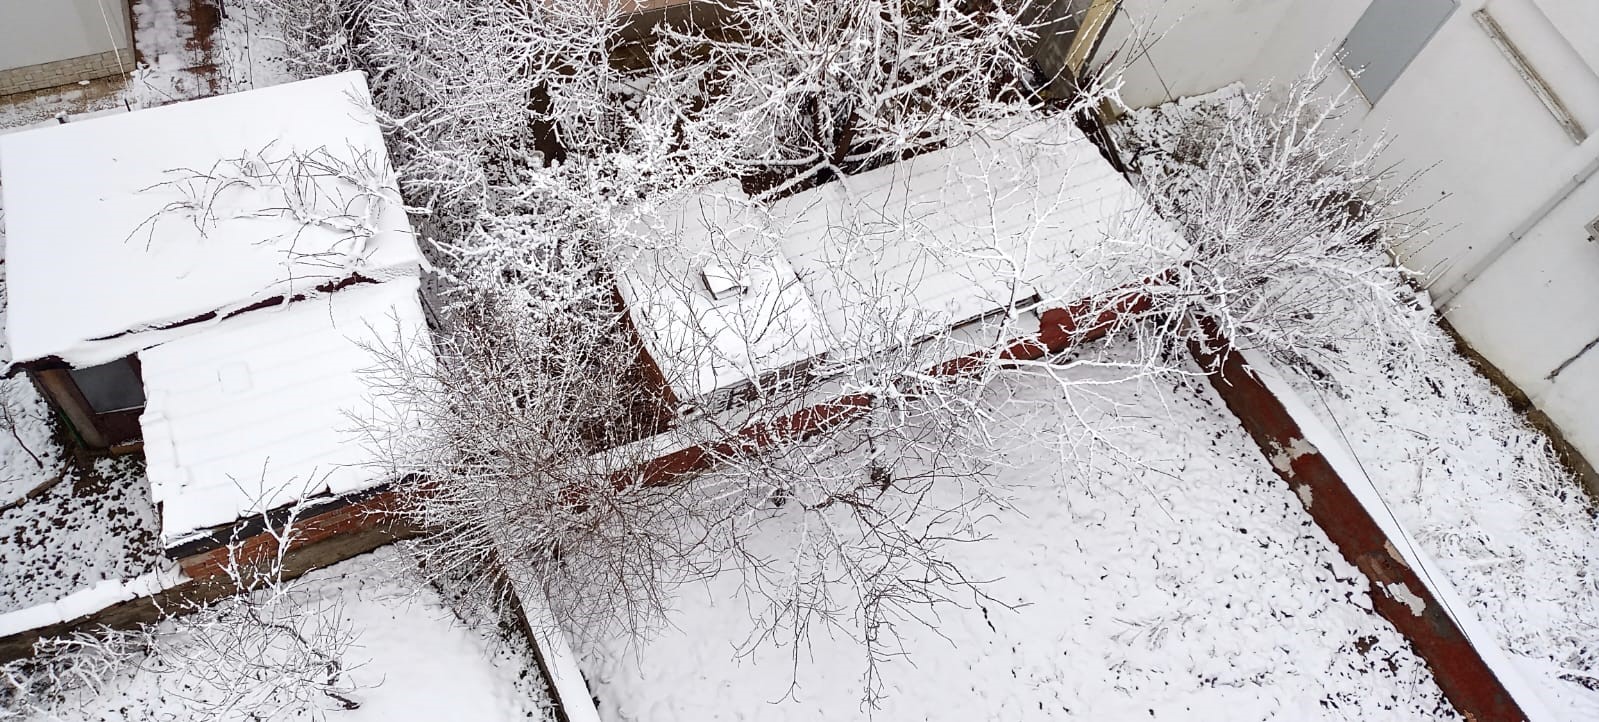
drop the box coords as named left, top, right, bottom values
left=0, top=71, right=423, bottom=367
left=619, top=117, right=1185, bottom=395
left=139, top=277, right=430, bottom=546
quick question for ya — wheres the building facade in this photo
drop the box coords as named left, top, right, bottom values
left=0, top=0, right=133, bottom=96
left=1096, top=0, right=1599, bottom=478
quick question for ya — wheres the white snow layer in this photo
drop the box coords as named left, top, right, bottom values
left=616, top=192, right=832, bottom=400
left=1262, top=305, right=1599, bottom=718
left=0, top=71, right=422, bottom=367
left=0, top=565, right=186, bottom=638
left=27, top=546, right=549, bottom=721
left=140, top=277, right=431, bottom=544
left=767, top=118, right=1179, bottom=341
left=580, top=351, right=1460, bottom=721
left=1240, top=349, right=1558, bottom=721
left=619, top=118, right=1183, bottom=399
left=0, top=179, right=69, bottom=509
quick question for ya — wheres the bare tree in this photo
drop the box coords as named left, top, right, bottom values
left=651, top=0, right=1064, bottom=195
left=354, top=107, right=1187, bottom=711
left=1113, top=62, right=1430, bottom=372
left=233, top=0, right=1422, bottom=711
left=0, top=498, right=365, bottom=721
left=128, top=142, right=407, bottom=271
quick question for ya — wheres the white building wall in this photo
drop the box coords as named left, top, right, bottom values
left=0, top=0, right=131, bottom=70
left=1096, top=0, right=1296, bottom=109
left=1098, top=0, right=1599, bottom=469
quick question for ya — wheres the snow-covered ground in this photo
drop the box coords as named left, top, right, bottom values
left=1116, top=87, right=1599, bottom=717
left=580, top=346, right=1458, bottom=721
left=1277, top=296, right=1599, bottom=716
left=0, top=454, right=163, bottom=615
left=14, top=545, right=554, bottom=721
left=127, top=0, right=293, bottom=106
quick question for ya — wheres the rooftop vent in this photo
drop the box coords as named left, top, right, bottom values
left=701, top=264, right=750, bottom=300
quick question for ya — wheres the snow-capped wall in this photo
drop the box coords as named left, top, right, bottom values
left=1097, top=0, right=1599, bottom=479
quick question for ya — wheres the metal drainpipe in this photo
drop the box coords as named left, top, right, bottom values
left=1436, top=145, right=1599, bottom=311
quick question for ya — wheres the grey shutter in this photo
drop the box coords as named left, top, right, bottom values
left=1341, top=0, right=1458, bottom=103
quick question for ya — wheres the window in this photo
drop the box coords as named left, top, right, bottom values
left=69, top=358, right=146, bottom=413
left=1341, top=0, right=1458, bottom=103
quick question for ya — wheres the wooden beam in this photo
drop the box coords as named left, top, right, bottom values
left=1064, top=0, right=1120, bottom=78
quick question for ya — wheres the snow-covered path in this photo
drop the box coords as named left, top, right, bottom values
left=580, top=347, right=1457, bottom=721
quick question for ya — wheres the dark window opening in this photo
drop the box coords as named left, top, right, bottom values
left=69, top=358, right=146, bottom=413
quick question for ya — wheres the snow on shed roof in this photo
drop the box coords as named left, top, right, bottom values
left=0, top=71, right=423, bottom=367
left=767, top=117, right=1182, bottom=345
left=615, top=184, right=831, bottom=402
left=619, top=117, right=1184, bottom=393
left=139, top=276, right=430, bottom=545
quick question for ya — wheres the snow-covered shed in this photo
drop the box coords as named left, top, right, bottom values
left=0, top=72, right=431, bottom=549
left=614, top=183, right=832, bottom=406
left=616, top=117, right=1180, bottom=408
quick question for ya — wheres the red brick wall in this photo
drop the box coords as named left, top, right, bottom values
left=177, top=489, right=410, bottom=580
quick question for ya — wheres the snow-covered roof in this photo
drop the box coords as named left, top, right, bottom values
left=767, top=118, right=1181, bottom=343
left=139, top=277, right=430, bottom=545
left=616, top=185, right=831, bottom=401
left=619, top=117, right=1184, bottom=394
left=0, top=71, right=423, bottom=367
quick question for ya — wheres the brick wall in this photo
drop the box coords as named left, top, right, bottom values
left=0, top=50, right=130, bottom=97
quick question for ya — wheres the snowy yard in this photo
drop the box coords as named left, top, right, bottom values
left=580, top=344, right=1459, bottom=721
left=0, top=454, right=162, bottom=615
left=1278, top=296, right=1599, bottom=716
left=2, top=2, right=1597, bottom=720
left=11, top=545, right=554, bottom=721
left=1116, top=89, right=1599, bottom=717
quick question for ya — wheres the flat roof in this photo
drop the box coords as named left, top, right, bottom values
left=139, top=277, right=430, bottom=545
left=768, top=117, right=1179, bottom=342
left=0, top=71, right=423, bottom=367
left=615, top=184, right=832, bottom=401
left=618, top=117, right=1186, bottom=395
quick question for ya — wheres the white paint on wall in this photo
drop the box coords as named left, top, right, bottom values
left=1531, top=0, right=1599, bottom=76
left=1095, top=0, right=1297, bottom=109
left=1098, top=0, right=1599, bottom=471
left=0, top=0, right=132, bottom=71
left=1449, top=162, right=1599, bottom=463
